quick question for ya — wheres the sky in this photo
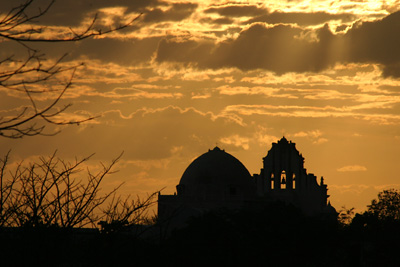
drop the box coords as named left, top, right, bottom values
left=1, top=0, right=400, bottom=212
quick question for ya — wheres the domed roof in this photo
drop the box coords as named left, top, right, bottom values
left=178, top=147, right=255, bottom=198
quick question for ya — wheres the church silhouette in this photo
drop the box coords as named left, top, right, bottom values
left=158, top=137, right=336, bottom=230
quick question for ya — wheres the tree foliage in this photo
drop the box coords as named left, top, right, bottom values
left=367, top=188, right=400, bottom=221
left=338, top=206, right=355, bottom=226
left=0, top=0, right=138, bottom=138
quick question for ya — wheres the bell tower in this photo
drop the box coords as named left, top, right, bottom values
left=254, top=137, right=331, bottom=215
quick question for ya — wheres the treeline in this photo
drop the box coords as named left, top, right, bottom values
left=162, top=194, right=400, bottom=267
left=2, top=190, right=400, bottom=266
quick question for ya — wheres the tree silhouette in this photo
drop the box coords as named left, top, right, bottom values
left=367, top=188, right=400, bottom=221
left=99, top=191, right=159, bottom=234
left=0, top=150, right=160, bottom=231
left=0, top=0, right=139, bottom=138
left=338, top=206, right=355, bottom=226
left=0, top=151, right=124, bottom=228
left=0, top=151, right=161, bottom=266
left=342, top=189, right=400, bottom=266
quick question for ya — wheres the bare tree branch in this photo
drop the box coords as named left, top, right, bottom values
left=0, top=151, right=128, bottom=228
left=99, top=190, right=160, bottom=234
left=0, top=0, right=140, bottom=138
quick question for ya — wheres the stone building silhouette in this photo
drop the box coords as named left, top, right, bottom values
left=158, top=137, right=336, bottom=229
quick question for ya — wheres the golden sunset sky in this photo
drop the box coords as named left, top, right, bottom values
left=1, top=0, right=400, bottom=212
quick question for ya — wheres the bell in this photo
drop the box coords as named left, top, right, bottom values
left=281, top=177, right=286, bottom=184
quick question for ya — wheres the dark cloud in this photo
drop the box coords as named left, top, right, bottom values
left=156, top=38, right=214, bottom=65
left=203, top=6, right=355, bottom=26
left=335, top=24, right=350, bottom=32
left=204, top=5, right=268, bottom=17
left=156, top=23, right=335, bottom=74
left=344, top=11, right=400, bottom=77
left=155, top=11, right=400, bottom=78
left=5, top=1, right=399, bottom=78
left=1, top=36, right=162, bottom=66
left=142, top=3, right=198, bottom=23
left=246, top=11, right=356, bottom=26
left=209, top=24, right=330, bottom=73
left=200, top=17, right=235, bottom=25
left=69, top=37, right=162, bottom=65
left=381, top=63, right=400, bottom=78
left=0, top=0, right=162, bottom=26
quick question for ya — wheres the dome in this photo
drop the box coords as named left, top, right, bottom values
left=177, top=147, right=255, bottom=199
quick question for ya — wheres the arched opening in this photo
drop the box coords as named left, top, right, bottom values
left=293, top=173, right=296, bottom=189
left=270, top=173, right=274, bottom=189
left=281, top=170, right=286, bottom=189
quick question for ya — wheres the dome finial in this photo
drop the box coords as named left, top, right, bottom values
left=279, top=136, right=288, bottom=143
left=212, top=146, right=222, bottom=151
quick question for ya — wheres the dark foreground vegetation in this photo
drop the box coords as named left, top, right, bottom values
left=163, top=196, right=400, bottom=267
left=0, top=151, right=399, bottom=266
left=1, top=190, right=400, bottom=267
